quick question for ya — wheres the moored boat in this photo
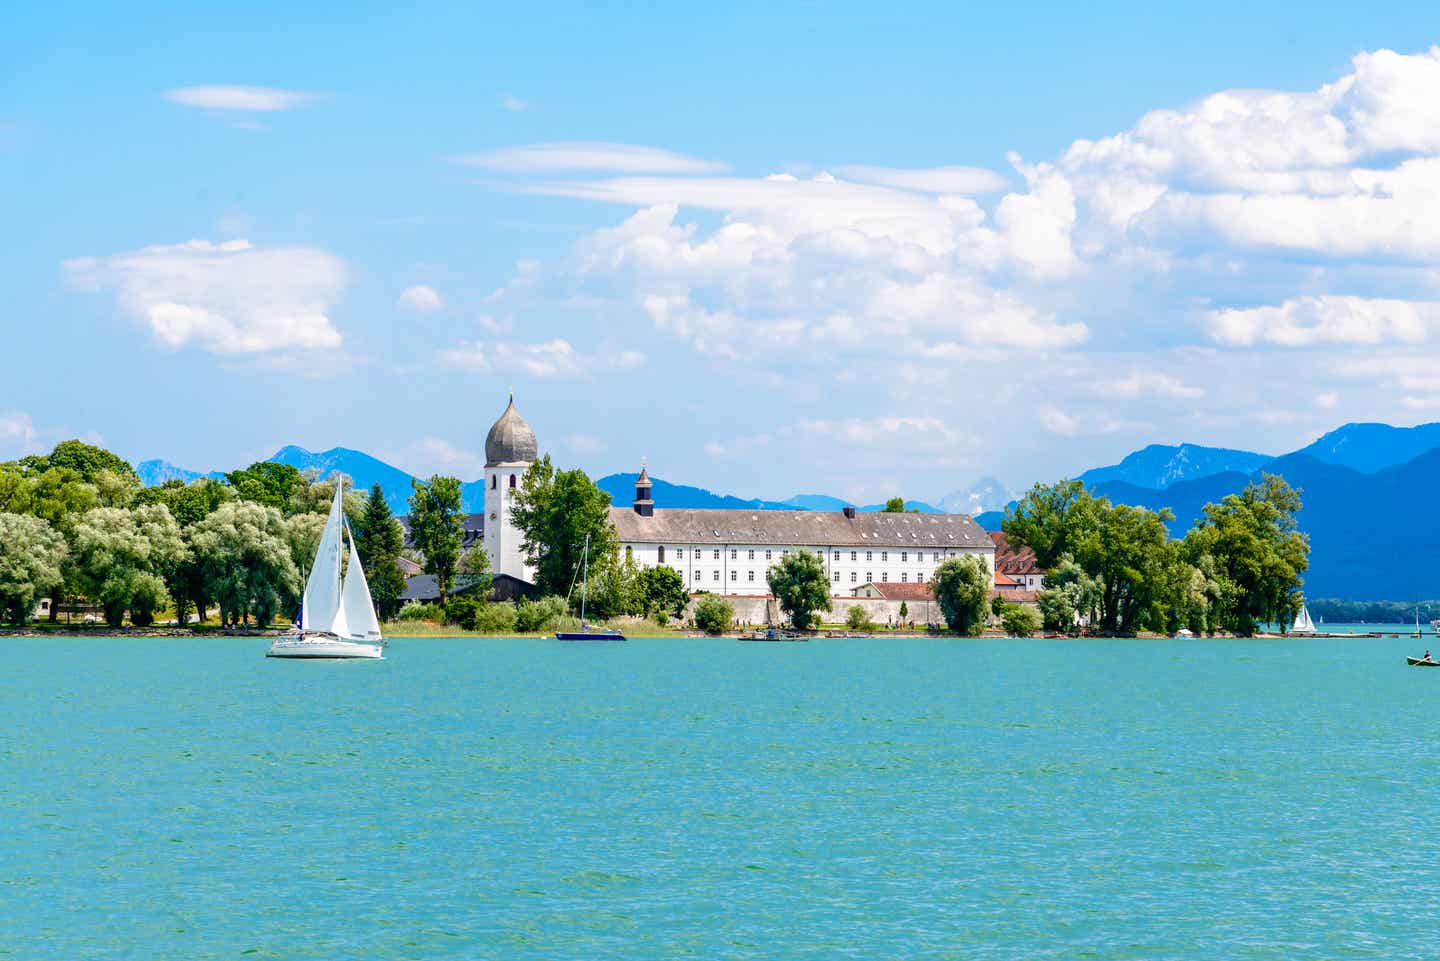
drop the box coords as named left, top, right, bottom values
left=1407, top=656, right=1440, bottom=666
left=555, top=532, right=626, bottom=642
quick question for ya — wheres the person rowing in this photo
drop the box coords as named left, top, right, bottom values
left=1423, top=650, right=1434, bottom=664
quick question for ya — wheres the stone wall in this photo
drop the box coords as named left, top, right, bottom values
left=683, top=593, right=947, bottom=629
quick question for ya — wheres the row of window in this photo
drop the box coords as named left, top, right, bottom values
left=489, top=474, right=518, bottom=490
left=654, top=546, right=948, bottom=563
left=690, top=569, right=929, bottom=584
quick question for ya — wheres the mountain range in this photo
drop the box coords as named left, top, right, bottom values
left=136, top=420, right=1440, bottom=600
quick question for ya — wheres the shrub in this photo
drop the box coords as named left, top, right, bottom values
left=394, top=601, right=443, bottom=622
left=445, top=596, right=481, bottom=629
left=472, top=601, right=518, bottom=633
left=934, top=556, right=990, bottom=636
left=845, top=604, right=874, bottom=631
left=693, top=596, right=734, bottom=635
left=515, top=595, right=568, bottom=633
left=1001, top=603, right=1042, bottom=637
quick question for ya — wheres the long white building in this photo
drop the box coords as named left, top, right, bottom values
left=480, top=398, right=995, bottom=598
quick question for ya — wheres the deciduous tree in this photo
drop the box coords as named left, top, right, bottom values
left=933, top=555, right=990, bottom=635
left=0, top=513, right=67, bottom=624
left=766, top=550, right=831, bottom=630
left=510, top=455, right=619, bottom=598
left=407, top=475, right=466, bottom=605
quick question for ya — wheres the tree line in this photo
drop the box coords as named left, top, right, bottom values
left=0, top=440, right=409, bottom=627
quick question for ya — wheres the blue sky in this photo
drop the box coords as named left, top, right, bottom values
left=6, top=3, right=1440, bottom=506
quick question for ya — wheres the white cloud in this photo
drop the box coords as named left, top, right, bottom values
left=0, top=411, right=39, bottom=456
left=1039, top=406, right=1081, bottom=436
left=387, top=437, right=487, bottom=479
left=455, top=142, right=727, bottom=175
left=164, top=86, right=318, bottom=112
left=1207, top=296, right=1440, bottom=347
left=707, top=417, right=975, bottom=463
left=833, top=164, right=1009, bottom=194
left=64, top=238, right=347, bottom=354
left=398, top=284, right=444, bottom=313
left=499, top=94, right=531, bottom=112
left=565, top=434, right=605, bottom=454
left=1107, top=370, right=1205, bottom=400
left=1316, top=390, right=1339, bottom=409
left=440, top=339, right=644, bottom=379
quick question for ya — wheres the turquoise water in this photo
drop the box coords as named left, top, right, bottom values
left=6, top=635, right=1440, bottom=960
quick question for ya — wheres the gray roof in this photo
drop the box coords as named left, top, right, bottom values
left=485, top=397, right=538, bottom=466
left=609, top=507, right=993, bottom=549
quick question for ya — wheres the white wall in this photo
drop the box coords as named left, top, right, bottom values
left=483, top=463, right=533, bottom=582
left=625, top=540, right=994, bottom=597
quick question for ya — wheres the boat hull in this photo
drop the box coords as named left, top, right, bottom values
left=267, top=635, right=384, bottom=659
left=1407, top=657, right=1440, bottom=667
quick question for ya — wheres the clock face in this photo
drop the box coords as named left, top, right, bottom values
left=489, top=512, right=497, bottom=521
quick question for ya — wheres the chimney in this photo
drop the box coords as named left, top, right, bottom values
left=634, top=463, right=654, bottom=517
left=843, top=506, right=856, bottom=519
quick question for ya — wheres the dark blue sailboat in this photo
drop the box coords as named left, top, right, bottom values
left=556, top=531, right=626, bottom=641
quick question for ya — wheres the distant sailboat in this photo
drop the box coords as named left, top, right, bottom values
left=1291, top=604, right=1317, bottom=635
left=555, top=532, right=625, bottom=641
left=268, top=481, right=385, bottom=659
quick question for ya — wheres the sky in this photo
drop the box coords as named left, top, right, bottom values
left=6, top=2, right=1440, bottom=506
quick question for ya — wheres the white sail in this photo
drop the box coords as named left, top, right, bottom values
left=340, top=522, right=382, bottom=640
left=300, top=483, right=345, bottom=633
left=1292, top=604, right=1316, bottom=634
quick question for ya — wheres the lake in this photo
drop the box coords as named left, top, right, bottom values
left=6, top=635, right=1440, bottom=960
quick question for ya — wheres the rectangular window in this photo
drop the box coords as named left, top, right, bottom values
left=713, top=570, right=720, bottom=582
left=881, top=552, right=888, bottom=562
left=658, top=546, right=665, bottom=563
left=714, top=549, right=721, bottom=560
left=730, top=549, right=737, bottom=560
left=748, top=571, right=755, bottom=582
left=833, top=571, right=840, bottom=582
left=866, top=572, right=872, bottom=583
left=782, top=549, right=789, bottom=557
left=901, top=551, right=908, bottom=562
left=731, top=570, right=737, bottom=581
left=833, top=551, right=840, bottom=561
left=748, top=550, right=755, bottom=560
left=865, top=551, right=872, bottom=562
left=850, top=572, right=857, bottom=582
left=765, top=550, right=772, bottom=560
left=694, top=570, right=701, bottom=581
left=882, top=572, right=888, bottom=582
left=901, top=573, right=908, bottom=582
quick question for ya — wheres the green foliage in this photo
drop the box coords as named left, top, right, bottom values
left=45, top=440, right=138, bottom=483
left=845, top=604, right=874, bottom=631
left=515, top=595, right=568, bottom=633
left=1002, top=479, right=1091, bottom=569
left=394, top=602, right=443, bottom=622
left=882, top=496, right=920, bottom=513
left=355, top=482, right=407, bottom=620
left=898, top=600, right=908, bottom=621
left=0, top=513, right=68, bottom=624
left=186, top=501, right=299, bottom=627
left=510, top=455, right=619, bottom=599
left=70, top=505, right=186, bottom=626
left=636, top=564, right=689, bottom=619
left=933, top=555, right=990, bottom=635
left=990, top=593, right=1007, bottom=617
left=407, top=475, right=466, bottom=604
left=585, top=556, right=642, bottom=619
left=444, top=596, right=518, bottom=632
left=693, top=595, right=734, bottom=635
left=1036, top=587, right=1075, bottom=633
left=1309, top=598, right=1440, bottom=624
left=1000, top=603, right=1041, bottom=637
left=134, top=477, right=234, bottom=527
left=226, top=461, right=304, bottom=511
left=455, top=547, right=493, bottom=599
left=766, top=550, right=832, bottom=630
left=1181, top=475, right=1309, bottom=636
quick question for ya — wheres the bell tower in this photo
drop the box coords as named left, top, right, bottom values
left=482, top=394, right=538, bottom=582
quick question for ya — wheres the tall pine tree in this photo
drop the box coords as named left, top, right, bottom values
left=356, top=482, right=407, bottom=620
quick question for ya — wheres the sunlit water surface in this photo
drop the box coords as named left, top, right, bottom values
left=6, top=635, right=1440, bottom=960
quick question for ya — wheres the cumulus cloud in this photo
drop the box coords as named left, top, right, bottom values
left=64, top=239, right=347, bottom=354
left=0, top=411, right=39, bottom=456
left=706, top=416, right=976, bottom=463
left=1207, top=296, right=1440, bottom=347
left=440, top=339, right=644, bottom=379
left=165, top=86, right=318, bottom=112
left=455, top=142, right=727, bottom=175
left=398, top=284, right=444, bottom=313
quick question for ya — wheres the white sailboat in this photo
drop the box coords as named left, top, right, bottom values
left=268, top=481, right=385, bottom=659
left=1291, top=603, right=1317, bottom=635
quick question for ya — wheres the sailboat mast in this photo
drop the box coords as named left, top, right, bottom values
left=580, top=532, right=590, bottom=623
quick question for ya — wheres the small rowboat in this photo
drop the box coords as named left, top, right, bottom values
left=1407, top=657, right=1440, bottom=666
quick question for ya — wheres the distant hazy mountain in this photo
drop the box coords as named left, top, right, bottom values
left=135, top=459, right=227, bottom=487
left=268, top=446, right=420, bottom=513
left=938, top=477, right=1014, bottom=515
left=1294, top=422, right=1440, bottom=474
left=1078, top=443, right=1272, bottom=490
left=599, top=473, right=799, bottom=512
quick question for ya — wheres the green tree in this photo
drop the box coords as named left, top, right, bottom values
left=45, top=440, right=139, bottom=484
left=515, top=595, right=568, bottom=633
left=1036, top=588, right=1076, bottom=633
left=766, top=550, right=832, bottom=630
left=455, top=547, right=493, bottom=599
left=355, top=482, right=408, bottom=621
left=510, top=455, right=619, bottom=598
left=845, top=604, right=874, bottom=630
left=1182, top=474, right=1309, bottom=635
left=70, top=505, right=186, bottom=626
left=407, top=475, right=466, bottom=605
left=226, top=461, right=304, bottom=512
left=933, top=555, right=990, bottom=635
left=694, top=595, right=734, bottom=635
left=1039, top=554, right=1103, bottom=633
left=1071, top=500, right=1175, bottom=633
left=0, top=513, right=68, bottom=624
left=636, top=565, right=689, bottom=620
left=187, top=501, right=299, bottom=627
left=1002, top=479, right=1093, bottom=569
left=1000, top=603, right=1042, bottom=637
left=134, top=477, right=235, bottom=527
left=990, top=592, right=1007, bottom=618
left=898, top=600, right=909, bottom=623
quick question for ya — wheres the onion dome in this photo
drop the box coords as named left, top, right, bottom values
left=485, top=395, right=538, bottom=466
